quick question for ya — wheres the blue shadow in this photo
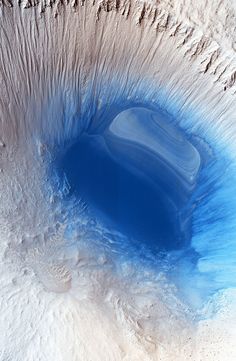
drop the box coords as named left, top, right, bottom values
left=59, top=133, right=192, bottom=251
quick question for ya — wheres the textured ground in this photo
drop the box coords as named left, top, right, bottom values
left=0, top=0, right=236, bottom=360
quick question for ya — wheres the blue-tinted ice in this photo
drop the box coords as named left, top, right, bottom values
left=60, top=107, right=201, bottom=251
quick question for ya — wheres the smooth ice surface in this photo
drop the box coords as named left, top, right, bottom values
left=60, top=107, right=201, bottom=251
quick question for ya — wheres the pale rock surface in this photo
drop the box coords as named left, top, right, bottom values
left=0, top=0, right=235, bottom=360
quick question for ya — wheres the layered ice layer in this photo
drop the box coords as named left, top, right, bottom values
left=105, top=107, right=201, bottom=210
